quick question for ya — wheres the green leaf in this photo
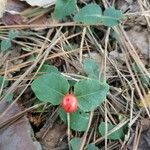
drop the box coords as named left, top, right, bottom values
left=27, top=55, right=36, bottom=61
left=63, top=43, right=78, bottom=51
left=39, top=64, right=59, bottom=75
left=140, top=75, right=150, bottom=87
left=8, top=30, right=19, bottom=40
left=54, top=0, right=76, bottom=20
left=83, top=58, right=100, bottom=79
left=132, top=62, right=141, bottom=73
left=31, top=73, right=70, bottom=105
left=132, top=63, right=150, bottom=87
left=22, top=47, right=32, bottom=52
left=70, top=138, right=80, bottom=150
left=111, top=30, right=119, bottom=40
left=74, top=4, right=102, bottom=25
left=70, top=138, right=99, bottom=150
left=102, top=7, right=123, bottom=27
left=98, top=122, right=124, bottom=140
left=87, top=144, right=99, bottom=150
left=1, top=39, right=11, bottom=52
left=0, top=76, right=9, bottom=88
left=2, top=92, right=13, bottom=103
left=59, top=108, right=89, bottom=131
left=74, top=79, right=109, bottom=112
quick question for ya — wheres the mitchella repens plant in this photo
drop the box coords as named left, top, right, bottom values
left=31, top=58, right=109, bottom=131
left=53, top=1, right=124, bottom=27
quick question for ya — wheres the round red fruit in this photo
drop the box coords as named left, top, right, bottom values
left=61, top=93, right=78, bottom=113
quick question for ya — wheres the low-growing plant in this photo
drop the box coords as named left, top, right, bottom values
left=98, top=122, right=124, bottom=140
left=31, top=60, right=109, bottom=131
left=54, top=0, right=76, bottom=20
left=132, top=62, right=150, bottom=88
left=0, top=75, right=13, bottom=102
left=53, top=1, right=124, bottom=27
left=70, top=137, right=99, bottom=150
left=31, top=59, right=125, bottom=146
left=0, top=29, right=19, bottom=52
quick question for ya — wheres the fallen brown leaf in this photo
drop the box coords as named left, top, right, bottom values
left=0, top=101, right=42, bottom=150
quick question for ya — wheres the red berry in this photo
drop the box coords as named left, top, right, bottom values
left=61, top=93, right=78, bottom=113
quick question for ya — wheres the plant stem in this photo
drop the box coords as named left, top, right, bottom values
left=67, top=113, right=71, bottom=150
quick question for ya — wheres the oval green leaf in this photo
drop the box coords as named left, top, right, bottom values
left=70, top=138, right=99, bottom=150
left=74, top=79, right=109, bottom=112
left=70, top=138, right=80, bottom=150
left=83, top=58, right=100, bottom=79
left=31, top=73, right=70, bottom=105
left=74, top=4, right=102, bottom=25
left=2, top=92, right=13, bottom=103
left=8, top=29, right=19, bottom=40
left=54, top=0, right=76, bottom=20
left=102, top=7, right=123, bottom=27
left=98, top=122, right=124, bottom=140
left=0, top=76, right=9, bottom=88
left=1, top=40, right=11, bottom=52
left=39, top=64, right=59, bottom=75
left=87, top=144, right=99, bottom=150
left=59, top=108, right=89, bottom=131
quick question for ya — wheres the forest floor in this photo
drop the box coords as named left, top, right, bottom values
left=0, top=0, right=150, bottom=150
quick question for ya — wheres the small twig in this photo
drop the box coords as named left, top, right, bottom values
left=0, top=62, right=8, bottom=96
left=79, top=27, right=87, bottom=63
left=0, top=22, right=83, bottom=29
left=104, top=28, right=110, bottom=150
left=94, top=119, right=129, bottom=145
left=41, top=107, right=59, bottom=139
left=0, top=103, right=44, bottom=130
left=79, top=111, right=94, bottom=150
